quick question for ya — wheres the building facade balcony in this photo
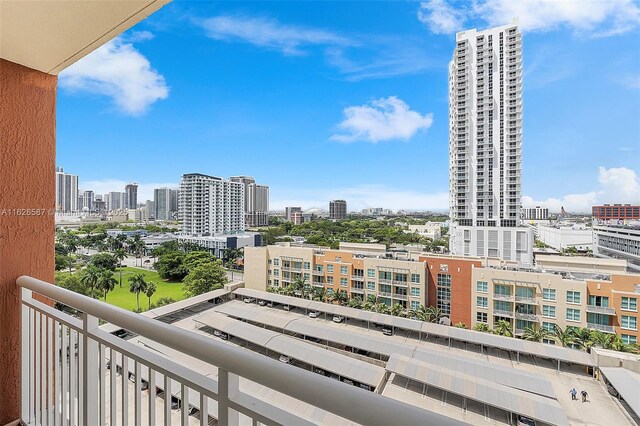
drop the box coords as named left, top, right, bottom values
left=494, top=309, right=514, bottom=318
left=378, top=291, right=392, bottom=298
left=493, top=294, right=514, bottom=302
left=587, top=322, right=616, bottom=334
left=585, top=305, right=616, bottom=316
left=515, top=312, right=539, bottom=322
left=393, top=294, right=407, bottom=301
left=312, top=270, right=324, bottom=276
left=351, top=275, right=364, bottom=281
left=392, top=281, right=408, bottom=287
left=515, top=295, right=537, bottom=304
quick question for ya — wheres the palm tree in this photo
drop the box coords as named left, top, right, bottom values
left=366, top=294, right=377, bottom=305
left=374, top=303, right=390, bottom=315
left=332, top=289, right=348, bottom=306
left=145, top=282, right=157, bottom=309
left=80, top=265, right=101, bottom=299
left=348, top=296, right=363, bottom=309
left=571, top=327, right=595, bottom=351
left=454, top=322, right=467, bottom=329
left=427, top=306, right=445, bottom=323
left=96, top=270, right=117, bottom=302
left=128, top=273, right=148, bottom=311
left=553, top=325, right=575, bottom=347
left=390, top=303, right=404, bottom=317
left=292, top=277, right=307, bottom=299
left=473, top=323, right=490, bottom=333
left=411, top=305, right=431, bottom=321
left=114, top=248, right=127, bottom=288
left=362, top=301, right=373, bottom=311
left=522, top=324, right=551, bottom=342
left=493, top=320, right=513, bottom=337
left=312, top=287, right=326, bottom=302
left=591, top=330, right=614, bottom=349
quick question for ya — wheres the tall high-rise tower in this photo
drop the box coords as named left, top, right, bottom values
left=448, top=20, right=533, bottom=265
left=179, top=173, right=245, bottom=236
left=125, top=183, right=138, bottom=209
left=55, top=167, right=79, bottom=212
left=230, top=176, right=270, bottom=227
left=329, top=200, right=347, bottom=220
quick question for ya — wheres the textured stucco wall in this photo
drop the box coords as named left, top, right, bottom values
left=0, top=59, right=56, bottom=423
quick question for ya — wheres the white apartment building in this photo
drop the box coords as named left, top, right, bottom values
left=522, top=206, right=549, bottom=220
left=230, top=176, right=270, bottom=227
left=105, top=191, right=125, bottom=211
left=154, top=187, right=178, bottom=221
left=406, top=222, right=443, bottom=240
left=594, top=225, right=640, bottom=272
left=55, top=167, right=78, bottom=212
left=448, top=20, right=533, bottom=265
left=179, top=173, right=245, bottom=236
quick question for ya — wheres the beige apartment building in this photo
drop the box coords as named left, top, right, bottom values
left=471, top=267, right=587, bottom=342
left=244, top=244, right=428, bottom=310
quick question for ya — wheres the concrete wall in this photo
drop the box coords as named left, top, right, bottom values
left=0, top=59, right=56, bottom=424
left=244, top=247, right=269, bottom=291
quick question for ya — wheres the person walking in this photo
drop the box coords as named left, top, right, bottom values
left=581, top=390, right=588, bottom=402
left=570, top=388, right=577, bottom=400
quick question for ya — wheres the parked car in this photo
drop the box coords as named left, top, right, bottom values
left=267, top=302, right=275, bottom=307
left=279, top=355, right=291, bottom=364
left=243, top=297, right=255, bottom=303
left=382, top=327, right=393, bottom=336
left=258, top=300, right=266, bottom=306
left=314, top=368, right=326, bottom=375
left=516, top=415, right=536, bottom=426
left=342, top=378, right=354, bottom=386
left=213, top=330, right=228, bottom=340
left=333, top=315, right=344, bottom=323
left=359, top=384, right=371, bottom=391
left=283, top=305, right=291, bottom=311
left=308, top=311, right=320, bottom=318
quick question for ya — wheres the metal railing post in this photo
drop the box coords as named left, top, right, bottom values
left=218, top=369, right=239, bottom=425
left=82, top=313, right=99, bottom=425
left=21, top=288, right=33, bottom=424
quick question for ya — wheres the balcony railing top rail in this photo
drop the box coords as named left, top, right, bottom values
left=18, top=275, right=462, bottom=426
left=585, top=305, right=616, bottom=316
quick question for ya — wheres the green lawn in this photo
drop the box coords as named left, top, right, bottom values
left=106, top=266, right=184, bottom=311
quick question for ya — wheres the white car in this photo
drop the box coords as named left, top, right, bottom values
left=243, top=297, right=255, bottom=303
left=258, top=300, right=266, bottom=306
left=283, top=305, right=291, bottom=311
left=517, top=415, right=536, bottom=426
left=382, top=327, right=393, bottom=336
left=279, top=355, right=291, bottom=364
left=308, top=311, right=320, bottom=318
left=333, top=315, right=344, bottom=323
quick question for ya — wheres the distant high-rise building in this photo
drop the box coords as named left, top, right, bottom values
left=230, top=176, right=270, bottom=227
left=106, top=191, right=125, bottom=211
left=55, top=167, right=79, bottom=212
left=179, top=173, right=244, bottom=236
left=125, top=183, right=138, bottom=209
left=329, top=200, right=347, bottom=220
left=522, top=206, right=549, bottom=220
left=154, top=187, right=178, bottom=221
left=82, top=190, right=94, bottom=212
left=145, top=200, right=156, bottom=220
left=447, top=20, right=533, bottom=265
left=285, top=207, right=302, bottom=222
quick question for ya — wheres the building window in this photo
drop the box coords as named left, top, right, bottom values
left=566, top=308, right=580, bottom=322
left=543, top=288, right=556, bottom=301
left=367, top=269, right=375, bottom=278
left=340, top=278, right=347, bottom=287
left=327, top=276, right=334, bottom=284
left=622, top=297, right=638, bottom=312
left=622, top=334, right=637, bottom=345
left=542, top=338, right=556, bottom=345
left=477, top=281, right=488, bottom=293
left=411, top=300, right=420, bottom=310
left=304, top=273, right=310, bottom=280
left=436, top=273, right=451, bottom=315
left=340, top=266, right=348, bottom=275
left=621, top=315, right=637, bottom=330
left=273, top=279, right=279, bottom=286
left=411, top=287, right=420, bottom=297
left=303, top=262, right=310, bottom=270
left=367, top=281, right=376, bottom=291
left=268, top=259, right=272, bottom=265
left=379, top=271, right=392, bottom=281
left=274, top=270, right=279, bottom=277
left=477, top=312, right=488, bottom=323
left=274, top=259, right=279, bottom=266
left=477, top=296, right=488, bottom=308
left=542, top=305, right=556, bottom=318
left=327, top=264, right=334, bottom=273
left=411, top=273, right=420, bottom=283
left=542, top=322, right=555, bottom=332
left=315, top=265, right=324, bottom=273
left=494, top=284, right=511, bottom=296
left=588, top=295, right=609, bottom=307
left=566, top=291, right=581, bottom=304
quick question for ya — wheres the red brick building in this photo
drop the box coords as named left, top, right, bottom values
left=593, top=204, right=640, bottom=223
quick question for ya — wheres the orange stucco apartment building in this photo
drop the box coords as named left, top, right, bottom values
left=245, top=243, right=640, bottom=343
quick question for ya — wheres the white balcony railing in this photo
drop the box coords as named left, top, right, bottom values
left=585, top=305, right=616, bottom=316
left=18, top=275, right=461, bottom=426
left=587, top=322, right=616, bottom=334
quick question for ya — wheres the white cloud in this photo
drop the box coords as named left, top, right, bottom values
left=59, top=37, right=168, bottom=115
left=417, top=0, right=466, bottom=34
left=418, top=0, right=640, bottom=36
left=125, top=30, right=155, bottom=42
left=200, top=15, right=350, bottom=55
left=523, top=166, right=640, bottom=213
left=331, top=96, right=433, bottom=143
left=271, top=185, right=449, bottom=212
left=81, top=180, right=178, bottom=204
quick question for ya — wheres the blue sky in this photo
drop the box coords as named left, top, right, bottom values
left=57, top=0, right=640, bottom=212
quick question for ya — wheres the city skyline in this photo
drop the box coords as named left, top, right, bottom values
left=56, top=2, right=640, bottom=212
